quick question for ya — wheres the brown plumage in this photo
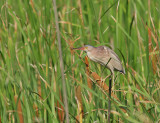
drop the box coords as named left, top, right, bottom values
left=74, top=45, right=125, bottom=74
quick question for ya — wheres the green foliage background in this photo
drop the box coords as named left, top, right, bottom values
left=0, top=0, right=160, bottom=122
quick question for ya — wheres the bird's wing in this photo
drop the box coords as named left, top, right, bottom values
left=103, top=46, right=124, bottom=73
left=103, top=46, right=120, bottom=61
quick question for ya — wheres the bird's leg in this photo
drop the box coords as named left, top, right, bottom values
left=112, top=73, right=115, bottom=90
left=107, top=73, right=114, bottom=123
left=108, top=77, right=112, bottom=123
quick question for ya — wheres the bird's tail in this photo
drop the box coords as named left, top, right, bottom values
left=121, top=68, right=125, bottom=74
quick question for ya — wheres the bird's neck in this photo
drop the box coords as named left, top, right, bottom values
left=87, top=52, right=94, bottom=60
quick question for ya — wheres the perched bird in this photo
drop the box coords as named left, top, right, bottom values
left=74, top=45, right=125, bottom=123
left=74, top=45, right=125, bottom=75
left=73, top=45, right=125, bottom=123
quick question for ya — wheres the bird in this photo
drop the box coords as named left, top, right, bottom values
left=73, top=45, right=125, bottom=75
left=73, top=45, right=125, bottom=123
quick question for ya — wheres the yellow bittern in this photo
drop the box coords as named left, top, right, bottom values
left=74, top=45, right=125, bottom=74
left=74, top=45, right=125, bottom=123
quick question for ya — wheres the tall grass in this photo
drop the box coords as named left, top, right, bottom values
left=0, top=0, right=160, bottom=122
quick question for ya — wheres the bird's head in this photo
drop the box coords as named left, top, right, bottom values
left=73, top=45, right=94, bottom=52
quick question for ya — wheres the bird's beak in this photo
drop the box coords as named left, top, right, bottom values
left=72, top=47, right=85, bottom=50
